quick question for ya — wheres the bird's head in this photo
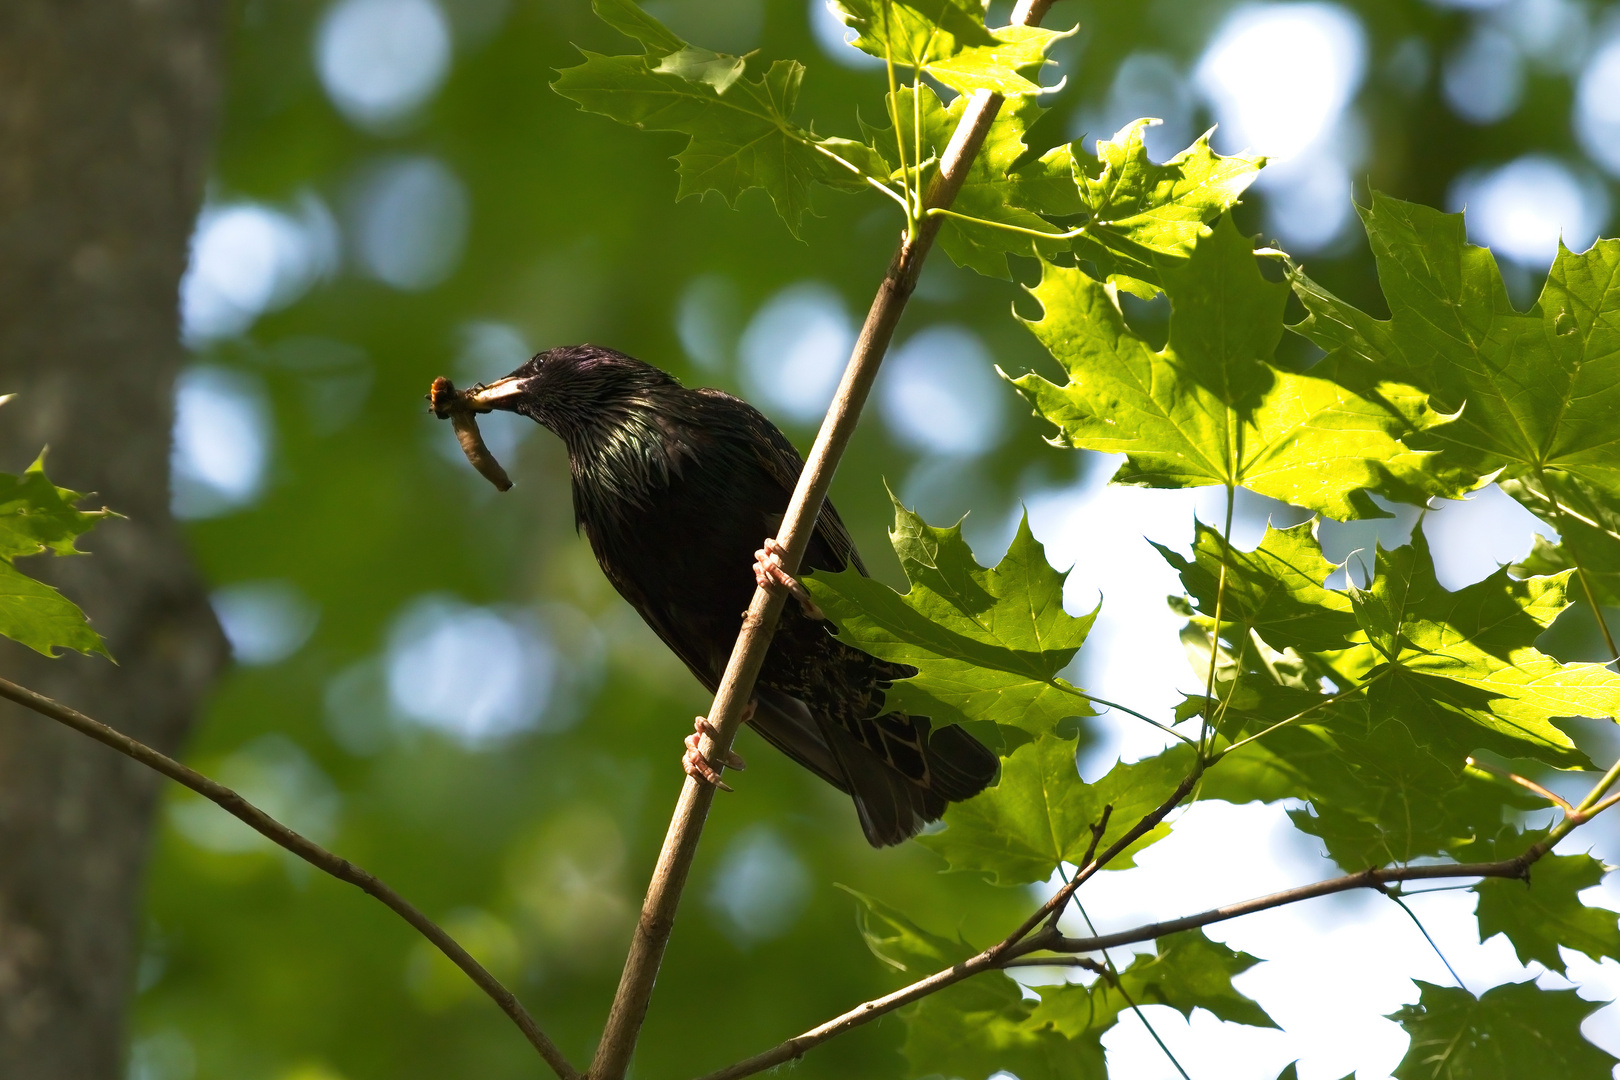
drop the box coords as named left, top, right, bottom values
left=467, top=344, right=678, bottom=437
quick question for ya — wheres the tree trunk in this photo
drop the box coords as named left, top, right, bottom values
left=0, top=2, right=226, bottom=1077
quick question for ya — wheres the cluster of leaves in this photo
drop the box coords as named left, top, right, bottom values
left=0, top=405, right=111, bottom=660
left=563, top=0, right=1620, bottom=1076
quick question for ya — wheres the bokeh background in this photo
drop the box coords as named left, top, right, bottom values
left=130, top=0, right=1620, bottom=1078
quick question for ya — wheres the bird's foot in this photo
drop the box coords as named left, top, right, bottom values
left=753, top=537, right=825, bottom=619
left=683, top=715, right=747, bottom=792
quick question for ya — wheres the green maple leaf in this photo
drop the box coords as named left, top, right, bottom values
left=1350, top=532, right=1610, bottom=766
left=1506, top=472, right=1620, bottom=608
left=1390, top=980, right=1617, bottom=1079
left=830, top=0, right=1065, bottom=98
left=837, top=886, right=973, bottom=973
left=901, top=929, right=1269, bottom=1080
left=925, top=104, right=1260, bottom=281
left=1070, top=119, right=1265, bottom=296
left=1290, top=193, right=1620, bottom=519
left=1032, top=930, right=1277, bottom=1031
left=903, top=968, right=1106, bottom=1080
left=1009, top=215, right=1455, bottom=519
left=1475, top=853, right=1620, bottom=975
left=553, top=0, right=884, bottom=237
left=918, top=737, right=1192, bottom=885
left=1283, top=725, right=1534, bottom=868
left=1156, top=517, right=1554, bottom=864
left=1157, top=520, right=1360, bottom=656
left=0, top=448, right=112, bottom=659
left=802, top=492, right=1096, bottom=739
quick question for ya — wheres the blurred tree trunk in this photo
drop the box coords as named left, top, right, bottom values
left=0, top=3, right=226, bottom=1078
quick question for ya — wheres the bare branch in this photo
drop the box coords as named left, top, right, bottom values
left=0, top=675, right=579, bottom=1080
left=588, top=3, right=1062, bottom=1078
left=1466, top=755, right=1573, bottom=812
left=1025, top=858, right=1537, bottom=958
left=1000, top=766, right=1202, bottom=957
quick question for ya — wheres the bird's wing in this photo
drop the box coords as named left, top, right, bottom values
left=591, top=546, right=732, bottom=690
left=699, top=388, right=868, bottom=576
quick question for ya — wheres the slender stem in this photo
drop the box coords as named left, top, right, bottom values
left=1214, top=680, right=1371, bottom=758
left=1198, top=486, right=1236, bottom=753
left=1575, top=754, right=1620, bottom=814
left=811, top=142, right=911, bottom=213
left=1465, top=756, right=1573, bottom=812
left=1533, top=468, right=1619, bottom=663
left=0, top=675, right=580, bottom=1080
left=1385, top=891, right=1465, bottom=989
left=1069, top=887, right=1194, bottom=1080
left=880, top=0, right=915, bottom=238
left=997, top=767, right=1201, bottom=958
left=925, top=205, right=1087, bottom=240
left=1001, top=956, right=1109, bottom=971
left=1070, top=689, right=1196, bottom=746
left=587, top=5, right=1060, bottom=1077
left=693, top=750, right=1620, bottom=1080
left=1582, top=788, right=1620, bottom=820
left=1028, top=859, right=1530, bottom=958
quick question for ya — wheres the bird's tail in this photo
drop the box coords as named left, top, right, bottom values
left=819, top=711, right=998, bottom=848
left=748, top=687, right=999, bottom=848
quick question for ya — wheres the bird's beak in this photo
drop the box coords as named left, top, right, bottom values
left=465, top=375, right=530, bottom=413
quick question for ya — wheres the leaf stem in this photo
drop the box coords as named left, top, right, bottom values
left=1067, top=886, right=1195, bottom=1080
left=1067, top=687, right=1197, bottom=746
left=924, top=205, right=1087, bottom=240
left=1531, top=469, right=1620, bottom=665
left=1574, top=754, right=1620, bottom=815
left=1385, top=890, right=1466, bottom=989
left=880, top=0, right=916, bottom=239
left=1212, top=680, right=1369, bottom=758
left=1199, top=486, right=1237, bottom=754
left=1464, top=755, right=1573, bottom=812
left=811, top=142, right=912, bottom=214
left=0, top=675, right=580, bottom=1080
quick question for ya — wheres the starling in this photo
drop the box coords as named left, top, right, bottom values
left=465, top=344, right=998, bottom=846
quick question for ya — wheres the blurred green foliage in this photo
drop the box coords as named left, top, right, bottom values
left=129, top=0, right=1620, bottom=1078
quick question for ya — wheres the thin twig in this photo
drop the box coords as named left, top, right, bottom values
left=1466, top=756, right=1573, bottom=812
left=998, top=768, right=1200, bottom=958
left=1068, top=688, right=1197, bottom=746
left=0, top=676, right=580, bottom=1080
left=1576, top=755, right=1620, bottom=815
left=924, top=205, right=1088, bottom=241
left=688, top=859, right=1543, bottom=1080
left=692, top=778, right=1620, bottom=1080
left=1001, top=956, right=1110, bottom=973
left=1028, top=859, right=1543, bottom=958
left=691, top=768, right=1200, bottom=1080
left=1385, top=890, right=1466, bottom=990
left=1070, top=891, right=1194, bottom=1080
left=1214, top=680, right=1369, bottom=757
left=1046, top=805, right=1113, bottom=932
left=587, top=3, right=1061, bottom=1078
left=1533, top=468, right=1620, bottom=664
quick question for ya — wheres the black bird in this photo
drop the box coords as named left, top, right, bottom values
left=466, top=344, right=998, bottom=846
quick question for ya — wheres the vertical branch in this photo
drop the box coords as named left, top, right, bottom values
left=587, top=4, right=1058, bottom=1078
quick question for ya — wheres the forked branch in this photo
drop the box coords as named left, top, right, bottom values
left=691, top=758, right=1604, bottom=1080
left=0, top=676, right=580, bottom=1080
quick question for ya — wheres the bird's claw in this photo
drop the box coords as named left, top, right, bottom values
left=683, top=715, right=747, bottom=792
left=753, top=537, right=825, bottom=619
